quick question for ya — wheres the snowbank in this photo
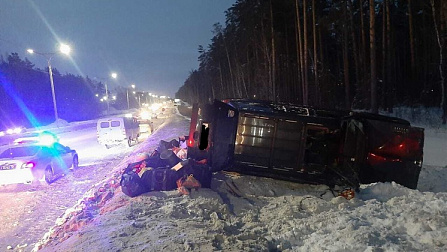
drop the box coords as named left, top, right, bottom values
left=35, top=109, right=447, bottom=252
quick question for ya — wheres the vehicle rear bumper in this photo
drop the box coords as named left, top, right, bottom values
left=0, top=168, right=35, bottom=185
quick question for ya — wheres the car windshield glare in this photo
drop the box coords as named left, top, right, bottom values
left=0, top=146, right=41, bottom=158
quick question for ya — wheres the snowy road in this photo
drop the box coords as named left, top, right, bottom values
left=0, top=113, right=172, bottom=251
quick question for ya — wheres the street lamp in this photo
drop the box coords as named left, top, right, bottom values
left=127, top=84, right=136, bottom=109
left=106, top=72, right=117, bottom=115
left=96, top=72, right=117, bottom=115
left=27, top=43, right=71, bottom=121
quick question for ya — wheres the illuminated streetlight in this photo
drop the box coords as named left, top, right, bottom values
left=27, top=43, right=71, bottom=121
left=59, top=44, right=71, bottom=55
left=105, top=72, right=117, bottom=114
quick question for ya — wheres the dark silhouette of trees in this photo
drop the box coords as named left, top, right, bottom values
left=0, top=53, right=103, bottom=129
left=176, top=0, right=447, bottom=123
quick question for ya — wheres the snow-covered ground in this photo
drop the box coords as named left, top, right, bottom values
left=35, top=107, right=447, bottom=252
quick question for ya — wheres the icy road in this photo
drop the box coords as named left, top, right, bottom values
left=0, top=112, right=171, bottom=251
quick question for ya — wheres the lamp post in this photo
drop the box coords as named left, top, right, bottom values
left=127, top=84, right=135, bottom=109
left=106, top=72, right=117, bottom=115
left=96, top=72, right=117, bottom=115
left=138, top=93, right=144, bottom=108
left=27, top=44, right=71, bottom=121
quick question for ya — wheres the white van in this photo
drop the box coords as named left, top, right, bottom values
left=97, top=117, right=140, bottom=148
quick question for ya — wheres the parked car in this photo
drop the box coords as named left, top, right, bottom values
left=187, top=99, right=424, bottom=190
left=97, top=116, right=140, bottom=148
left=0, top=142, right=79, bottom=185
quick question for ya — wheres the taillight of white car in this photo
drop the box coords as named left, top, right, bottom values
left=21, top=162, right=35, bottom=169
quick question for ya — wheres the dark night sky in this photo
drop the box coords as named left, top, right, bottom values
left=0, top=0, right=235, bottom=97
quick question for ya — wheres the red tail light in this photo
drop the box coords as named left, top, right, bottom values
left=187, top=139, right=195, bottom=148
left=372, top=134, right=420, bottom=159
left=21, top=162, right=35, bottom=169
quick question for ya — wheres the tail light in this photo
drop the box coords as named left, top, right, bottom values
left=372, top=134, right=421, bottom=159
left=21, top=162, right=35, bottom=169
left=368, top=127, right=424, bottom=166
left=187, top=139, right=195, bottom=148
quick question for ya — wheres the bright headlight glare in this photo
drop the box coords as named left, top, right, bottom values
left=38, top=131, right=58, bottom=146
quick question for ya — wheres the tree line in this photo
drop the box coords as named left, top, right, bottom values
left=0, top=53, right=139, bottom=129
left=175, top=0, right=447, bottom=123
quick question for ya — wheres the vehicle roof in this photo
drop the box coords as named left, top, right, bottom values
left=97, top=116, right=137, bottom=122
left=222, top=99, right=410, bottom=125
left=2, top=143, right=48, bottom=150
left=224, top=99, right=350, bottom=119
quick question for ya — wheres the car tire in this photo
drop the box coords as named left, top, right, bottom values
left=71, top=155, right=79, bottom=170
left=45, top=166, right=55, bottom=184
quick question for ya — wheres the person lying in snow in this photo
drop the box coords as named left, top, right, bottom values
left=120, top=138, right=211, bottom=197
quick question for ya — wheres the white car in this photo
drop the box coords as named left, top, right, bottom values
left=0, top=142, right=79, bottom=185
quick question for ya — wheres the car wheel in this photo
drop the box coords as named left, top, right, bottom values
left=71, top=155, right=79, bottom=170
left=45, top=166, right=55, bottom=184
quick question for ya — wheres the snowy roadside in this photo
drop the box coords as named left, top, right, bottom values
left=35, top=112, right=447, bottom=252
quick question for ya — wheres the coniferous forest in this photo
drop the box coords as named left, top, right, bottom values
left=175, top=0, right=447, bottom=123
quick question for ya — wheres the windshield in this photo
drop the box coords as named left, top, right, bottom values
left=0, top=146, right=41, bottom=159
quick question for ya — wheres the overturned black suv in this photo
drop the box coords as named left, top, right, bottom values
left=187, top=99, right=424, bottom=190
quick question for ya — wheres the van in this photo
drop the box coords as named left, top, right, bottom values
left=187, top=99, right=424, bottom=190
left=97, top=117, right=140, bottom=148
